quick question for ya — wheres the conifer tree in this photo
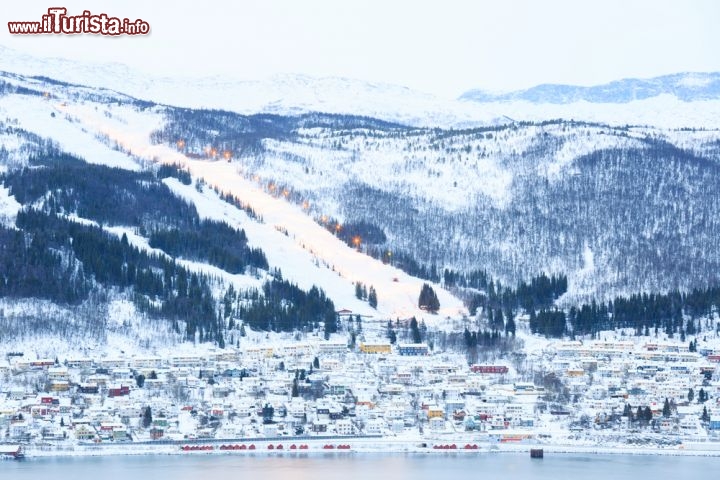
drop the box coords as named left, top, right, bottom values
left=410, top=317, right=422, bottom=343
left=418, top=283, right=440, bottom=313
left=368, top=286, right=378, bottom=309
left=505, top=314, right=516, bottom=336
left=662, top=398, right=671, bottom=417
left=142, top=406, right=153, bottom=428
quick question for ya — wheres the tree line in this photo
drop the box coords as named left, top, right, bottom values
left=236, top=275, right=338, bottom=338
left=531, top=286, right=720, bottom=338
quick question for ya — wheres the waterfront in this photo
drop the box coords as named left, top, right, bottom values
left=5, top=452, right=720, bottom=480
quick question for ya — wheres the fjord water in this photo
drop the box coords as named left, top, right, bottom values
left=5, top=453, right=720, bottom=480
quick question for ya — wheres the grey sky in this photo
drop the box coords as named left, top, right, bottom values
left=2, top=0, right=718, bottom=98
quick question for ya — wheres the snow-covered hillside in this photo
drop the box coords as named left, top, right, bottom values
left=146, top=99, right=720, bottom=301
left=1, top=54, right=720, bottom=360
left=0, top=74, right=466, bottom=322
left=4, top=65, right=720, bottom=303
left=0, top=45, right=498, bottom=128
left=3, top=45, right=720, bottom=129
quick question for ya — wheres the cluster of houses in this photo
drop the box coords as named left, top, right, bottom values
left=1, top=332, right=720, bottom=449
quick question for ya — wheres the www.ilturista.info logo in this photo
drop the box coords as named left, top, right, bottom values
left=8, top=8, right=150, bottom=35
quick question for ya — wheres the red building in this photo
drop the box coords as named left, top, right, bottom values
left=470, top=365, right=509, bottom=374
left=108, top=385, right=130, bottom=397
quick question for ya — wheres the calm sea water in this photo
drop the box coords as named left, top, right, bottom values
left=5, top=453, right=720, bottom=480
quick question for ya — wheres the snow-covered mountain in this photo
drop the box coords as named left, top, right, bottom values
left=0, top=45, right=499, bottom=128
left=4, top=65, right=720, bottom=303
left=459, top=72, right=720, bottom=104
left=4, top=45, right=720, bottom=129
left=2, top=49, right=720, bottom=355
left=0, top=68, right=469, bottom=358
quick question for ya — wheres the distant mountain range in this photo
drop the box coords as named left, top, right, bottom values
left=3, top=45, right=720, bottom=129
left=459, top=72, right=720, bottom=104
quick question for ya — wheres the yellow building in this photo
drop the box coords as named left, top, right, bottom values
left=359, top=342, right=392, bottom=354
left=49, top=380, right=70, bottom=392
left=426, top=405, right=444, bottom=419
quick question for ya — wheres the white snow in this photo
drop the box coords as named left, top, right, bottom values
left=162, top=176, right=465, bottom=321
left=0, top=94, right=142, bottom=171
left=2, top=48, right=720, bottom=463
left=677, top=74, right=712, bottom=88
left=0, top=183, right=21, bottom=226
left=481, top=95, right=720, bottom=130
left=581, top=243, right=595, bottom=274
left=12, top=97, right=467, bottom=320
left=259, top=133, right=513, bottom=210
left=4, top=46, right=720, bottom=129
left=541, top=130, right=646, bottom=181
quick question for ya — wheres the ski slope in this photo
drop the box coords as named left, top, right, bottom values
left=1, top=89, right=466, bottom=322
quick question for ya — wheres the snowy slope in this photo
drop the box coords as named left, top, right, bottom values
left=469, top=95, right=720, bottom=129
left=69, top=100, right=466, bottom=319
left=4, top=45, right=720, bottom=129
left=4, top=68, right=720, bottom=304
left=0, top=94, right=142, bottom=171
left=102, top=224, right=265, bottom=296
left=0, top=184, right=21, bottom=227
left=0, top=82, right=467, bottom=321
left=0, top=45, right=498, bottom=128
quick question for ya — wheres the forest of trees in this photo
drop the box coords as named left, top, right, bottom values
left=466, top=273, right=568, bottom=316
left=0, top=145, right=360, bottom=347
left=12, top=209, right=221, bottom=342
left=324, top=130, right=720, bottom=301
left=0, top=150, right=275, bottom=345
left=321, top=218, right=388, bottom=250
left=149, top=220, right=268, bottom=274
left=237, top=276, right=338, bottom=337
left=6, top=152, right=197, bottom=229
left=4, top=151, right=269, bottom=276
left=0, top=219, right=89, bottom=303
left=150, top=108, right=407, bottom=160
left=518, top=285, right=720, bottom=338
left=150, top=109, right=720, bottom=341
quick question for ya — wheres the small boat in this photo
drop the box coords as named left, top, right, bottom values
left=0, top=445, right=24, bottom=460
left=530, top=448, right=544, bottom=459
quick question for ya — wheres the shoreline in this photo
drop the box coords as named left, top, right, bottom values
left=16, top=437, right=720, bottom=460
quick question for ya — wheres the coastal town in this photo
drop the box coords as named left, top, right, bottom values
left=2, top=315, right=720, bottom=459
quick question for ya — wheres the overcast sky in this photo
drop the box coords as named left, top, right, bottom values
left=2, top=0, right=719, bottom=98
